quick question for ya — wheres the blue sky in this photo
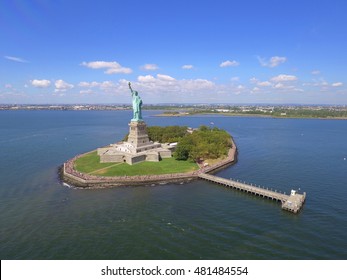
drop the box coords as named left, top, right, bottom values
left=1, top=0, right=346, bottom=104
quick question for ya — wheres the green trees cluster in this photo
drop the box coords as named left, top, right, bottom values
left=163, top=111, right=180, bottom=115
left=173, top=125, right=232, bottom=162
left=123, top=125, right=232, bottom=162
left=147, top=125, right=188, bottom=143
left=272, top=108, right=347, bottom=118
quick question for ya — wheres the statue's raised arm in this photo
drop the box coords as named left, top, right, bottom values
left=128, top=82, right=133, bottom=94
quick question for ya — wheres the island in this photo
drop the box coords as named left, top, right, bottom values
left=62, top=124, right=237, bottom=188
left=61, top=83, right=237, bottom=188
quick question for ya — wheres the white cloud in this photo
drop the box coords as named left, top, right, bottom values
left=78, top=81, right=118, bottom=94
left=76, top=73, right=307, bottom=102
left=180, top=79, right=215, bottom=91
left=137, top=75, right=156, bottom=83
left=311, top=70, right=321, bottom=75
left=81, top=61, right=132, bottom=74
left=78, top=81, right=99, bottom=87
left=249, top=77, right=259, bottom=84
left=258, top=81, right=272, bottom=87
left=4, top=55, right=28, bottom=63
left=99, top=81, right=117, bottom=90
left=54, top=79, right=74, bottom=92
left=157, top=74, right=176, bottom=81
left=31, top=79, right=51, bottom=88
left=248, top=75, right=303, bottom=93
left=220, top=60, right=239, bottom=67
left=182, top=64, right=194, bottom=69
left=79, top=81, right=116, bottom=89
left=5, top=84, right=12, bottom=88
left=81, top=61, right=117, bottom=69
left=134, top=74, right=215, bottom=95
left=52, top=92, right=66, bottom=97
left=332, top=82, right=343, bottom=87
left=272, top=83, right=301, bottom=91
left=135, top=74, right=178, bottom=95
left=307, top=79, right=329, bottom=87
left=80, top=89, right=94, bottom=94
left=270, top=74, right=297, bottom=82
left=105, top=67, right=132, bottom=74
left=141, top=64, right=159, bottom=70
left=258, top=56, right=286, bottom=67
left=231, top=77, right=240, bottom=82
left=269, top=56, right=286, bottom=67
left=274, top=83, right=285, bottom=89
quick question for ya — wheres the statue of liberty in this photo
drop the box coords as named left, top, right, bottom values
left=128, top=82, right=143, bottom=121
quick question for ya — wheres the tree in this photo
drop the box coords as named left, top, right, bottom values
left=147, top=125, right=188, bottom=143
left=174, top=144, right=190, bottom=160
left=173, top=126, right=232, bottom=161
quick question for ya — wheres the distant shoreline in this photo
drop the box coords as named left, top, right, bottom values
left=154, top=112, right=347, bottom=120
left=2, top=104, right=347, bottom=119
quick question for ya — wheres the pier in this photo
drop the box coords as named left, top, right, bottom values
left=198, top=173, right=306, bottom=213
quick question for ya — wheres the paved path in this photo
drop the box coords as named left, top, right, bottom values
left=88, top=162, right=122, bottom=175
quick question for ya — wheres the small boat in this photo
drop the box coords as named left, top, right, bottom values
left=62, top=182, right=72, bottom=188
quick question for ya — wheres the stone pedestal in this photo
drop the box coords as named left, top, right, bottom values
left=127, top=120, right=161, bottom=154
left=98, top=120, right=172, bottom=165
left=127, top=121, right=150, bottom=148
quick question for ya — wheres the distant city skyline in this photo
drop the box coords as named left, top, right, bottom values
left=1, top=0, right=346, bottom=104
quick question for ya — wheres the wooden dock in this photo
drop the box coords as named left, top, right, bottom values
left=198, top=173, right=306, bottom=213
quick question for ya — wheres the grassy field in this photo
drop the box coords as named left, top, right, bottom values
left=74, top=151, right=199, bottom=176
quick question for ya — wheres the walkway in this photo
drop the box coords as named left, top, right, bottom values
left=198, top=173, right=306, bottom=213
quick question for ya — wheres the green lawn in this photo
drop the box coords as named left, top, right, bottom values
left=74, top=151, right=199, bottom=176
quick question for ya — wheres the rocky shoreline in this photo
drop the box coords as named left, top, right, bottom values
left=61, top=138, right=237, bottom=189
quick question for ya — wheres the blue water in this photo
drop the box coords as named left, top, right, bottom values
left=0, top=110, right=346, bottom=259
